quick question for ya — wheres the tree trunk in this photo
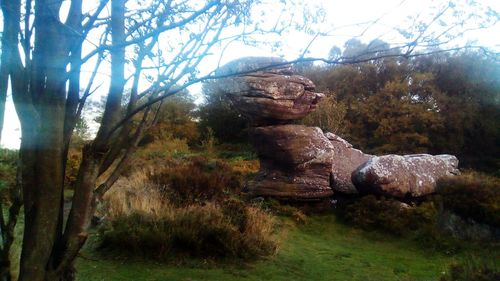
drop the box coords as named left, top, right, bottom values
left=15, top=1, right=68, bottom=280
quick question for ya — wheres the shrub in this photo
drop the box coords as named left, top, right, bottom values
left=257, top=198, right=308, bottom=224
left=0, top=149, right=17, bottom=190
left=337, top=195, right=438, bottom=236
left=0, top=149, right=17, bottom=200
left=198, top=81, right=249, bottom=143
left=149, top=157, right=246, bottom=205
left=441, top=256, right=500, bottom=281
left=300, top=94, right=347, bottom=135
left=436, top=172, right=500, bottom=227
left=99, top=169, right=278, bottom=260
left=100, top=197, right=278, bottom=260
left=136, top=137, right=191, bottom=160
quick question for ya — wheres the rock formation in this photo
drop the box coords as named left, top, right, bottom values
left=248, top=125, right=334, bottom=199
left=214, top=57, right=323, bottom=125
left=217, top=57, right=334, bottom=199
left=325, top=133, right=373, bottom=194
left=218, top=56, right=459, bottom=200
left=352, top=154, right=460, bottom=198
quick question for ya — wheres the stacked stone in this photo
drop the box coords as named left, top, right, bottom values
left=215, top=57, right=335, bottom=199
left=217, top=57, right=459, bottom=200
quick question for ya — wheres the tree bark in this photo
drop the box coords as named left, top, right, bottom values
left=16, top=1, right=69, bottom=280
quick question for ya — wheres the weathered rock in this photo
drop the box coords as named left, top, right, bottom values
left=251, top=125, right=334, bottom=166
left=216, top=57, right=324, bottom=125
left=325, top=132, right=373, bottom=194
left=352, top=154, right=460, bottom=198
left=247, top=125, right=334, bottom=199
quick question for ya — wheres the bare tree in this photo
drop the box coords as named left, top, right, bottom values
left=0, top=0, right=498, bottom=280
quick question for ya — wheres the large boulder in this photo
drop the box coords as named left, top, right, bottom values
left=251, top=125, right=334, bottom=167
left=352, top=154, right=460, bottom=198
left=247, top=125, right=334, bottom=199
left=215, top=57, right=324, bottom=125
left=325, top=132, right=373, bottom=194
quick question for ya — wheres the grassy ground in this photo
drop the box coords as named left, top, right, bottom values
left=75, top=214, right=474, bottom=281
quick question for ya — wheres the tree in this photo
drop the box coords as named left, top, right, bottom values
left=0, top=1, right=267, bottom=280
left=198, top=80, right=249, bottom=143
left=0, top=0, right=498, bottom=280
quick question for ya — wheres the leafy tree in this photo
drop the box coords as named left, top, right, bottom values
left=198, top=80, right=248, bottom=143
left=0, top=1, right=265, bottom=280
left=145, top=94, right=199, bottom=145
left=300, top=94, right=347, bottom=136
left=426, top=52, right=500, bottom=170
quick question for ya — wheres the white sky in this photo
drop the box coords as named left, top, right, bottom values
left=1, top=0, right=499, bottom=149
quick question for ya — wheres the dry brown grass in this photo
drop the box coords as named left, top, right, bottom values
left=103, top=168, right=170, bottom=218
left=99, top=167, right=279, bottom=260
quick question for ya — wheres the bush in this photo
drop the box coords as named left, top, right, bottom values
left=198, top=81, right=249, bottom=143
left=300, top=94, right=347, bottom=135
left=0, top=149, right=17, bottom=201
left=337, top=195, right=438, bottom=236
left=149, top=156, right=247, bottom=205
left=99, top=168, right=278, bottom=261
left=436, top=172, right=500, bottom=227
left=0, top=149, right=17, bottom=191
left=99, top=202, right=278, bottom=260
left=441, top=256, right=500, bottom=281
left=136, top=137, right=191, bottom=160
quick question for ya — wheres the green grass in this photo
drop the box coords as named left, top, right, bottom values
left=75, top=214, right=486, bottom=281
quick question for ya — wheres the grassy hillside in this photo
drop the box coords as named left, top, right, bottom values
left=76, top=214, right=486, bottom=281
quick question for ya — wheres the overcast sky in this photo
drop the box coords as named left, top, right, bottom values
left=1, top=0, right=499, bottom=149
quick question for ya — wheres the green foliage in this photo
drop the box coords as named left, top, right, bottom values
left=337, top=195, right=438, bottom=236
left=299, top=44, right=500, bottom=168
left=198, top=81, right=249, bottom=143
left=427, top=52, right=500, bottom=171
left=436, top=172, right=500, bottom=228
left=99, top=202, right=278, bottom=260
left=215, top=143, right=257, bottom=161
left=0, top=149, right=17, bottom=194
left=144, top=95, right=200, bottom=145
left=300, top=94, right=347, bottom=135
left=441, top=256, right=500, bottom=281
